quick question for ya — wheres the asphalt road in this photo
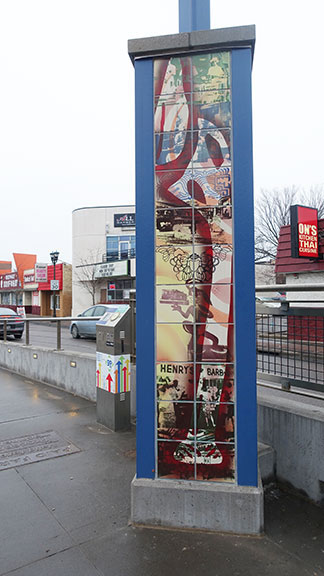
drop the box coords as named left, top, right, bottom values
left=3, top=323, right=96, bottom=355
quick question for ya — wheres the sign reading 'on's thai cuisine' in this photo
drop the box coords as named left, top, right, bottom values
left=290, top=205, right=319, bottom=259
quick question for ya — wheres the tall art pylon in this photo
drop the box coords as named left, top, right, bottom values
left=128, top=1, right=263, bottom=534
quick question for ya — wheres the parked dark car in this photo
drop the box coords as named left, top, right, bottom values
left=70, top=305, right=111, bottom=339
left=0, top=308, right=25, bottom=339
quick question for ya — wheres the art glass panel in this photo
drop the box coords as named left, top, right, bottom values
left=154, top=51, right=235, bottom=482
left=155, top=170, right=194, bottom=208
left=156, top=362, right=194, bottom=402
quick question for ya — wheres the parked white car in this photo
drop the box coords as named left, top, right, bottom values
left=70, top=305, right=111, bottom=339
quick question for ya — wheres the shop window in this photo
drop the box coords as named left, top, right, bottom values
left=16, top=294, right=23, bottom=306
left=107, top=289, right=124, bottom=301
left=2, top=293, right=10, bottom=305
left=24, top=292, right=32, bottom=306
left=106, top=278, right=135, bottom=301
left=32, top=291, right=39, bottom=306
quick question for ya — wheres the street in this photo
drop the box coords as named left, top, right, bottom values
left=2, top=323, right=96, bottom=355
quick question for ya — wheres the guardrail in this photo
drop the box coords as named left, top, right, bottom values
left=2, top=285, right=322, bottom=395
left=1, top=302, right=137, bottom=359
left=256, top=283, right=324, bottom=394
left=1, top=316, right=102, bottom=351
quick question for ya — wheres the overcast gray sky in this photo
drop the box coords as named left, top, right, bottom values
left=0, top=0, right=323, bottom=265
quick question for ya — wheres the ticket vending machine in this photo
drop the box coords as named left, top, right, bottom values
left=96, top=305, right=131, bottom=431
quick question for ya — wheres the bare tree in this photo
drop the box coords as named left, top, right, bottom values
left=255, top=262, right=276, bottom=285
left=300, top=185, right=324, bottom=218
left=74, top=251, right=104, bottom=305
left=255, top=185, right=324, bottom=262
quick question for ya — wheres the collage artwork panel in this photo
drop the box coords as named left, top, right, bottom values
left=154, top=51, right=235, bottom=482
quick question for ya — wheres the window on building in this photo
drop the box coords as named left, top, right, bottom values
left=2, top=293, right=10, bottom=305
left=107, top=278, right=135, bottom=301
left=106, top=235, right=136, bottom=262
left=15, top=293, right=23, bottom=306
left=120, top=238, right=129, bottom=260
left=106, top=236, right=119, bottom=261
left=50, top=294, right=60, bottom=310
left=130, top=236, right=136, bottom=258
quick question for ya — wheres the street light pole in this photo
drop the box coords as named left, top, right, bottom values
left=50, top=251, right=59, bottom=318
left=53, top=260, right=56, bottom=318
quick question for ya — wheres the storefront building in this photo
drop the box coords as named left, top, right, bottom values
left=0, top=272, right=22, bottom=307
left=276, top=217, right=324, bottom=294
left=72, top=205, right=136, bottom=315
left=23, top=269, right=41, bottom=314
left=38, top=263, right=72, bottom=317
left=276, top=216, right=324, bottom=342
left=0, top=254, right=37, bottom=309
left=0, top=256, right=72, bottom=316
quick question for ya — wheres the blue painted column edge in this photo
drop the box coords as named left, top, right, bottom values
left=135, top=58, right=155, bottom=479
left=232, top=48, right=258, bottom=487
left=179, top=0, right=210, bottom=32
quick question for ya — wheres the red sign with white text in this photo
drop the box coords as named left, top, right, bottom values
left=297, top=206, right=318, bottom=258
left=0, top=272, right=19, bottom=290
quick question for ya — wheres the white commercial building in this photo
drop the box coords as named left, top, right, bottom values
left=72, top=205, right=136, bottom=316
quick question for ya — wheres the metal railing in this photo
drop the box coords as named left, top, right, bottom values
left=127, top=285, right=324, bottom=395
left=1, top=316, right=102, bottom=351
left=256, top=283, right=324, bottom=394
left=1, top=286, right=323, bottom=396
left=1, top=298, right=137, bottom=358
left=102, top=249, right=136, bottom=262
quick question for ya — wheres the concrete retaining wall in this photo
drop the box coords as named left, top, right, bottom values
left=0, top=340, right=97, bottom=401
left=258, top=387, right=324, bottom=504
left=0, top=341, right=137, bottom=419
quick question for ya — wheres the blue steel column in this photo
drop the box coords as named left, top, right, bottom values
left=135, top=58, right=155, bottom=479
left=179, top=0, right=210, bottom=32
left=232, top=48, right=258, bottom=487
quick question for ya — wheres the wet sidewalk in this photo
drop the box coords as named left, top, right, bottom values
left=0, top=368, right=323, bottom=576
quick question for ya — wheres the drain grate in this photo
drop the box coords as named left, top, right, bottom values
left=0, top=430, right=80, bottom=471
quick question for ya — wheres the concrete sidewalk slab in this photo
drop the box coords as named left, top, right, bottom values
left=0, top=469, right=73, bottom=574
left=81, top=517, right=317, bottom=576
left=0, top=368, right=323, bottom=576
left=4, top=548, right=101, bottom=576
